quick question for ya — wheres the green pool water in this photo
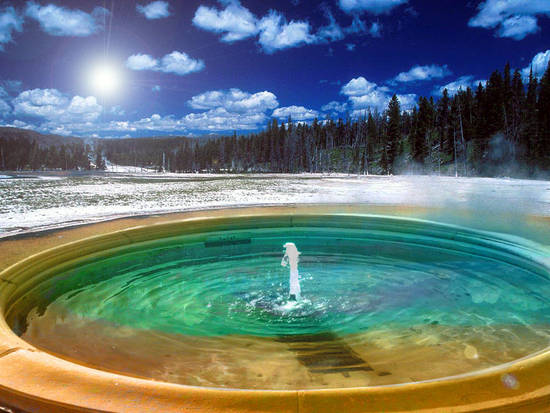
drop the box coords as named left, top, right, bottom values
left=8, top=214, right=550, bottom=389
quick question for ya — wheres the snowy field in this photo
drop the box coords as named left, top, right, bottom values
left=1, top=173, right=549, bottom=238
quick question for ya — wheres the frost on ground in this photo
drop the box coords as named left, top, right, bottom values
left=1, top=173, right=549, bottom=238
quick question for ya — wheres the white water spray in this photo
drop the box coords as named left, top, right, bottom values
left=281, top=242, right=301, bottom=301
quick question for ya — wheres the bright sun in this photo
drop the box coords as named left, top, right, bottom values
left=89, top=63, right=121, bottom=97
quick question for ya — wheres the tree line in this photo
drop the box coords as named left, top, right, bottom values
left=1, top=61, right=549, bottom=177
left=101, top=61, right=550, bottom=177
left=0, top=137, right=90, bottom=171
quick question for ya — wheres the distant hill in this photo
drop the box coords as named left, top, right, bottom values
left=0, top=126, right=220, bottom=147
left=0, top=127, right=91, bottom=171
left=0, top=127, right=86, bottom=148
left=0, top=127, right=217, bottom=171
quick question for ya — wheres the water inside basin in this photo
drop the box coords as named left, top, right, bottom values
left=6, top=214, right=550, bottom=390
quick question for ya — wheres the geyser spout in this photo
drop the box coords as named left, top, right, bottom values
left=281, top=242, right=301, bottom=301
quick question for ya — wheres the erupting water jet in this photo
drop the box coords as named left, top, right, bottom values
left=281, top=242, right=301, bottom=301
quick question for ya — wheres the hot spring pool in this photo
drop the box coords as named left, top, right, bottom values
left=4, top=212, right=550, bottom=391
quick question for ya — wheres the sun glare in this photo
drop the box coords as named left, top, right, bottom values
left=88, top=62, right=121, bottom=97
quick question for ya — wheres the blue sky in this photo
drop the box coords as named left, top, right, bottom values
left=0, top=0, right=549, bottom=138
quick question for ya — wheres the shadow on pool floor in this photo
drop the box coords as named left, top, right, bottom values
left=276, top=332, right=390, bottom=377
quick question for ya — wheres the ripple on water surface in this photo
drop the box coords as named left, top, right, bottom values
left=9, top=220, right=550, bottom=389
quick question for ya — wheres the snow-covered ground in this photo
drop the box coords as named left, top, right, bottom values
left=1, top=173, right=549, bottom=239
left=104, top=160, right=158, bottom=174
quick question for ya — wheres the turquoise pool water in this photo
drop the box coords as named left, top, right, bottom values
left=9, top=215, right=550, bottom=389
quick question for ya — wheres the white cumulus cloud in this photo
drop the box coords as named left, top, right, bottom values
left=160, top=51, right=205, bottom=75
left=435, top=76, right=487, bottom=96
left=137, top=1, right=170, bottom=19
left=394, top=64, right=451, bottom=82
left=468, top=0, right=550, bottom=40
left=25, top=2, right=108, bottom=37
left=341, top=76, right=416, bottom=112
left=184, top=87, right=279, bottom=130
left=104, top=109, right=269, bottom=134
left=0, top=7, right=23, bottom=50
left=126, top=54, right=158, bottom=71
left=497, top=15, right=539, bottom=40
left=121, top=114, right=184, bottom=133
left=193, top=0, right=368, bottom=53
left=338, top=0, right=407, bottom=14
left=348, top=89, right=390, bottom=111
left=321, top=101, right=348, bottom=113
left=188, top=88, right=278, bottom=113
left=258, top=11, right=316, bottom=53
left=5, top=119, right=32, bottom=129
left=126, top=51, right=205, bottom=76
left=13, top=88, right=103, bottom=125
left=341, top=76, right=377, bottom=97
left=521, top=49, right=550, bottom=80
left=183, top=107, right=268, bottom=131
left=7, top=85, right=282, bottom=135
left=394, top=94, right=417, bottom=110
left=13, top=88, right=69, bottom=119
left=66, top=96, right=102, bottom=122
left=272, top=105, right=319, bottom=121
left=193, top=0, right=258, bottom=42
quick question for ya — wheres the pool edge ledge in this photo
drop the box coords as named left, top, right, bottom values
left=2, top=346, right=550, bottom=413
left=1, top=205, right=550, bottom=413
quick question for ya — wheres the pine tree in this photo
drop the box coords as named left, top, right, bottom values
left=510, top=69, right=525, bottom=157
left=365, top=112, right=377, bottom=174
left=437, top=89, right=451, bottom=159
left=503, top=62, right=513, bottom=139
left=471, top=82, right=487, bottom=171
left=524, top=68, right=539, bottom=166
left=412, top=97, right=430, bottom=166
left=486, top=70, right=505, bottom=137
left=386, top=94, right=401, bottom=174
